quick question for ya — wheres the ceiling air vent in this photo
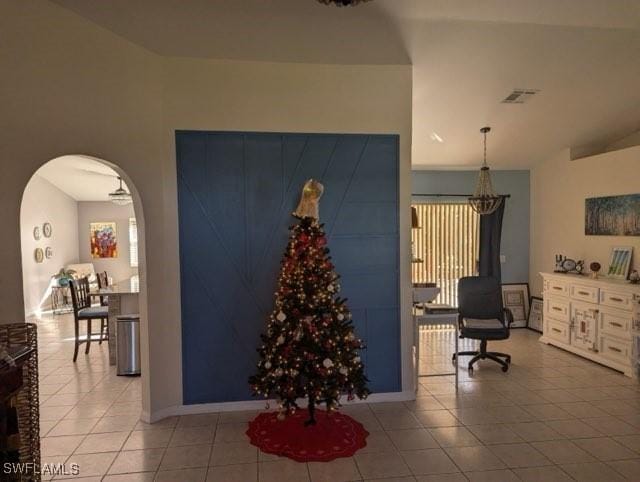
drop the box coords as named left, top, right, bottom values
left=502, top=89, right=539, bottom=104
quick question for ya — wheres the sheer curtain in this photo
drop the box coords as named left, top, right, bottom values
left=411, top=202, right=480, bottom=306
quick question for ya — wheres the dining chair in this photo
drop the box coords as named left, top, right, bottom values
left=69, top=277, right=108, bottom=361
left=96, top=271, right=110, bottom=344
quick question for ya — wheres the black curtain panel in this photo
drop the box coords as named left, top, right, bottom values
left=478, top=198, right=506, bottom=282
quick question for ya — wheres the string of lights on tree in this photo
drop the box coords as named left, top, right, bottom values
left=249, top=215, right=369, bottom=425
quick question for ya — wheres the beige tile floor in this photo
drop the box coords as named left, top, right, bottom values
left=35, top=314, right=640, bottom=481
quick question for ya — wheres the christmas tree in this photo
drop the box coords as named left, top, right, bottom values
left=249, top=180, right=369, bottom=426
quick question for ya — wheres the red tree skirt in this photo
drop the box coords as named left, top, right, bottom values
left=246, top=409, right=369, bottom=462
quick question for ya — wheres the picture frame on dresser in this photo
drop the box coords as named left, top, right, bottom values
left=527, top=296, right=543, bottom=333
left=606, top=246, right=633, bottom=280
left=501, top=283, right=530, bottom=328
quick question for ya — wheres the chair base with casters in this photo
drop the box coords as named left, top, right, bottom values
left=456, top=276, right=513, bottom=375
left=453, top=339, right=511, bottom=374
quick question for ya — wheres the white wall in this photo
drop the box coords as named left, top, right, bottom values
left=20, top=175, right=79, bottom=316
left=77, top=202, right=137, bottom=283
left=1, top=0, right=165, bottom=419
left=530, top=146, right=640, bottom=296
left=1, top=0, right=413, bottom=420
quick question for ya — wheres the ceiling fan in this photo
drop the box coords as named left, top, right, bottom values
left=74, top=167, right=132, bottom=205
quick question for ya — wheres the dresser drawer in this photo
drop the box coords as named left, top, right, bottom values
left=545, top=278, right=569, bottom=297
left=546, top=319, right=570, bottom=344
left=545, top=297, right=570, bottom=323
left=599, top=335, right=631, bottom=365
left=571, top=284, right=600, bottom=304
left=600, top=289, right=634, bottom=311
left=599, top=307, right=632, bottom=340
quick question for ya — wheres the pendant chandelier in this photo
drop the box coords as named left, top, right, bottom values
left=316, top=0, right=372, bottom=6
left=108, top=177, right=132, bottom=205
left=468, top=127, right=503, bottom=215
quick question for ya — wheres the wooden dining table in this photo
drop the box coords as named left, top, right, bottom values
left=92, top=276, right=140, bottom=366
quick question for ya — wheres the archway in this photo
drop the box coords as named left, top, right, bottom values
left=19, top=154, right=151, bottom=422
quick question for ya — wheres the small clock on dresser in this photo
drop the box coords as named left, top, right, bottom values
left=554, top=255, right=584, bottom=275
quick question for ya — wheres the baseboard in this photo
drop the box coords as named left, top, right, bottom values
left=145, top=390, right=416, bottom=424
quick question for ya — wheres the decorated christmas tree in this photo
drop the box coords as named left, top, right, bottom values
left=249, top=179, right=369, bottom=426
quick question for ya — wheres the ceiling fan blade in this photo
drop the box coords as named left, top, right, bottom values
left=75, top=167, right=119, bottom=178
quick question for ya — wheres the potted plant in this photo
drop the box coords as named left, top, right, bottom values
left=52, top=268, right=76, bottom=287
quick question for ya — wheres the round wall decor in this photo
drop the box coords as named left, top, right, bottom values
left=33, top=226, right=41, bottom=240
left=45, top=247, right=53, bottom=259
left=43, top=222, right=52, bottom=238
left=34, top=248, right=44, bottom=263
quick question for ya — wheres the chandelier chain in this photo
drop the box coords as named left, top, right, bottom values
left=483, top=130, right=487, bottom=167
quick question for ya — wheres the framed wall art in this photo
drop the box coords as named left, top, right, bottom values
left=90, top=222, right=118, bottom=258
left=501, top=283, right=530, bottom=328
left=34, top=248, right=44, bottom=263
left=33, top=226, right=40, bottom=240
left=43, top=222, right=52, bottom=238
left=607, top=246, right=633, bottom=280
left=528, top=296, right=543, bottom=333
left=585, top=194, right=640, bottom=236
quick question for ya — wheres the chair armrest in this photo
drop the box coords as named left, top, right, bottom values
left=503, top=308, right=514, bottom=328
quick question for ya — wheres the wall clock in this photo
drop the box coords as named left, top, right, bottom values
left=34, top=248, right=44, bottom=263
left=33, top=226, right=41, bottom=240
left=43, top=222, right=52, bottom=238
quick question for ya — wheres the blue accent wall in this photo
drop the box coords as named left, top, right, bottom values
left=412, top=170, right=530, bottom=284
left=177, top=131, right=400, bottom=404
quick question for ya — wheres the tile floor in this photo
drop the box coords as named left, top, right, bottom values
left=35, top=314, right=640, bottom=481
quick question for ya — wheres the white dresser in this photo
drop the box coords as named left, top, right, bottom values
left=540, top=272, right=640, bottom=377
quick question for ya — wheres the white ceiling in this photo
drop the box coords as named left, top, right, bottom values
left=51, top=0, right=640, bottom=168
left=36, top=155, right=129, bottom=201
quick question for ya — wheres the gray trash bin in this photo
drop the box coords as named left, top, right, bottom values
left=116, top=314, right=141, bottom=376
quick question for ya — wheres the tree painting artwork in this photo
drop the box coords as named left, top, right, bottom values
left=90, top=222, right=118, bottom=258
left=585, top=194, right=640, bottom=236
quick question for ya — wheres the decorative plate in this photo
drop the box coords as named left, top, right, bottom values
left=45, top=247, right=53, bottom=259
left=33, top=226, right=41, bottom=240
left=561, top=258, right=577, bottom=272
left=43, top=222, right=52, bottom=238
left=34, top=248, right=44, bottom=263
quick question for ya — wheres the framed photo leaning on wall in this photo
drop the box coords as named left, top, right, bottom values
left=607, top=246, right=633, bottom=280
left=501, top=283, right=530, bottom=328
left=528, top=296, right=543, bottom=333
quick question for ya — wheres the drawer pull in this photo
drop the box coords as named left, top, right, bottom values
left=552, top=328, right=562, bottom=333
left=552, top=307, right=563, bottom=312
left=553, top=286, right=563, bottom=291
left=608, top=346, right=622, bottom=353
left=610, top=297, right=624, bottom=302
left=609, top=322, right=623, bottom=328
left=578, top=291, right=590, bottom=296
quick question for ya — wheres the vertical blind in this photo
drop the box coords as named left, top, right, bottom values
left=129, top=218, right=138, bottom=268
left=412, top=202, right=480, bottom=306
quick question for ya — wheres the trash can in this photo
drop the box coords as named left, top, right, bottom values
left=116, top=314, right=141, bottom=376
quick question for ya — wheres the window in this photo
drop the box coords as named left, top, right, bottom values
left=129, top=217, right=138, bottom=268
left=412, top=202, right=480, bottom=306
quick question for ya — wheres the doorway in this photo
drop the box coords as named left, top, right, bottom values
left=19, top=154, right=149, bottom=433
